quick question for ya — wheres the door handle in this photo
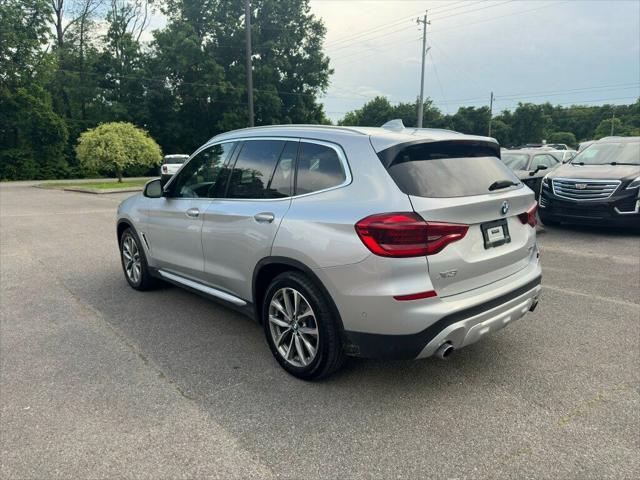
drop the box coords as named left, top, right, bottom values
left=185, top=207, right=200, bottom=218
left=254, top=212, right=275, bottom=223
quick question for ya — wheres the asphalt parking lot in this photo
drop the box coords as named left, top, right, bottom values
left=1, top=182, right=639, bottom=479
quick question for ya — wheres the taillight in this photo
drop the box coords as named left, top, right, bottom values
left=355, top=213, right=468, bottom=257
left=518, top=203, right=538, bottom=227
left=162, top=165, right=168, bottom=173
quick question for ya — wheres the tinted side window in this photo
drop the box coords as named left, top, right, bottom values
left=169, top=143, right=236, bottom=198
left=266, top=141, right=298, bottom=198
left=227, top=140, right=286, bottom=199
left=295, top=142, right=346, bottom=195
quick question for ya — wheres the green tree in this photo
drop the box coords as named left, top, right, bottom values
left=489, top=119, right=511, bottom=146
left=509, top=103, right=551, bottom=145
left=0, top=0, right=70, bottom=180
left=548, top=131, right=577, bottom=148
left=146, top=0, right=331, bottom=153
left=450, top=106, right=490, bottom=136
left=594, top=118, right=624, bottom=139
left=75, top=122, right=162, bottom=181
left=339, top=96, right=393, bottom=126
left=339, top=97, right=444, bottom=127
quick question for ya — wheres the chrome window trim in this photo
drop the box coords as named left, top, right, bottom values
left=552, top=177, right=621, bottom=201
left=162, top=136, right=352, bottom=202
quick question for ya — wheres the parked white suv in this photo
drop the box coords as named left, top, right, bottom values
left=160, top=154, right=189, bottom=180
left=117, top=122, right=542, bottom=380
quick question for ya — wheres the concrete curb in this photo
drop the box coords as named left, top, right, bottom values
left=61, top=186, right=143, bottom=194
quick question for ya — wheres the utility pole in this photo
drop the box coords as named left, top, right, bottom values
left=610, top=107, right=616, bottom=136
left=416, top=11, right=430, bottom=128
left=245, top=0, right=255, bottom=127
left=488, top=91, right=494, bottom=137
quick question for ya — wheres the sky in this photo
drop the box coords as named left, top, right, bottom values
left=310, top=0, right=640, bottom=122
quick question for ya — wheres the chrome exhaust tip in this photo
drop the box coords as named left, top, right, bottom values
left=435, top=342, right=454, bottom=360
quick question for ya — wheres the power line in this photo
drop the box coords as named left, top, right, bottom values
left=324, top=1, right=473, bottom=48
left=429, top=0, right=570, bottom=35
left=329, top=0, right=514, bottom=53
left=330, top=0, right=568, bottom=64
left=429, top=0, right=514, bottom=22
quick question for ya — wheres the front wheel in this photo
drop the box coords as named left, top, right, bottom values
left=119, top=227, right=160, bottom=291
left=263, top=272, right=345, bottom=380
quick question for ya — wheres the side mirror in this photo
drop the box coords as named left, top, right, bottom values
left=143, top=179, right=163, bottom=198
left=529, top=165, right=548, bottom=176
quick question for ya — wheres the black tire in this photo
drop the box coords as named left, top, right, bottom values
left=119, top=227, right=160, bottom=291
left=262, top=271, right=345, bottom=380
left=539, top=211, right=559, bottom=226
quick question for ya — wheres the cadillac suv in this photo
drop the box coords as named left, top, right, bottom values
left=539, top=137, right=640, bottom=228
left=116, top=122, right=542, bottom=380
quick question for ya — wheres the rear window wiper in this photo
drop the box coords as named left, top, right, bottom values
left=488, top=180, right=518, bottom=191
left=608, top=162, right=639, bottom=166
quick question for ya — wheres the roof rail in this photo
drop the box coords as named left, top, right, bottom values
left=209, top=124, right=369, bottom=142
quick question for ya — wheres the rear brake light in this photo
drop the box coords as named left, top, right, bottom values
left=518, top=203, right=538, bottom=227
left=355, top=213, right=468, bottom=257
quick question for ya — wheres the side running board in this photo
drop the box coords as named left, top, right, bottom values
left=158, top=270, right=247, bottom=306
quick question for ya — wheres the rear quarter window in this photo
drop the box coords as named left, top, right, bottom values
left=379, top=140, right=520, bottom=198
left=295, top=142, right=346, bottom=195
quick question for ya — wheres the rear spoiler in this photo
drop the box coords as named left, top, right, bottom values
left=376, top=139, right=502, bottom=169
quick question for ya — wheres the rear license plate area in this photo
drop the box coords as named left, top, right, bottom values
left=481, top=219, right=511, bottom=249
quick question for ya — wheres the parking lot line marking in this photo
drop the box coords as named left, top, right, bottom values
left=543, top=284, right=640, bottom=308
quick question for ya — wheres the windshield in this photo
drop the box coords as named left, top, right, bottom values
left=572, top=141, right=640, bottom=165
left=501, top=153, right=529, bottom=170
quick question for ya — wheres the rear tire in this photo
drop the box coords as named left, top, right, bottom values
left=262, top=272, right=345, bottom=380
left=119, top=227, right=160, bottom=291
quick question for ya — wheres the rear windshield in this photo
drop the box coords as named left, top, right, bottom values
left=164, top=155, right=189, bottom=164
left=378, top=140, right=520, bottom=198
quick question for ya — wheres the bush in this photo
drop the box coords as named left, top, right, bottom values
left=75, top=122, right=162, bottom=182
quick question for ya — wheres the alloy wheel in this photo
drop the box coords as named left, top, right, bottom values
left=268, top=287, right=319, bottom=368
left=122, top=234, right=142, bottom=284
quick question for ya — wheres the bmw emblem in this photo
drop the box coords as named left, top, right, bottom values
left=500, top=201, right=509, bottom=216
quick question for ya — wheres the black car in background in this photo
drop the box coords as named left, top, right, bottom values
left=539, top=137, right=640, bottom=228
left=500, top=149, right=561, bottom=199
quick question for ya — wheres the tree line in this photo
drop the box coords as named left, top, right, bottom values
left=339, top=96, right=640, bottom=148
left=1, top=0, right=331, bottom=180
left=1, top=0, right=638, bottom=181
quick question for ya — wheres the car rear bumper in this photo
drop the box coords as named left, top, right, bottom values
left=332, top=259, right=542, bottom=360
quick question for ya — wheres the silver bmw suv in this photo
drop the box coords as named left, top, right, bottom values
left=117, top=122, right=542, bottom=380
